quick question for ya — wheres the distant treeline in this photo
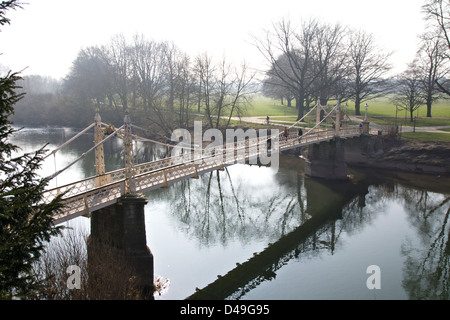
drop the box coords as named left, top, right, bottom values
left=12, top=76, right=124, bottom=128
left=12, top=34, right=257, bottom=134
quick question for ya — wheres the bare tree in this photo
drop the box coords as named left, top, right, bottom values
left=416, top=31, right=448, bottom=117
left=254, top=18, right=350, bottom=120
left=223, top=61, right=256, bottom=129
left=130, top=34, right=167, bottom=112
left=262, top=72, right=294, bottom=107
left=108, top=34, right=132, bottom=112
left=194, top=53, right=255, bottom=129
left=254, top=19, right=321, bottom=120
left=311, top=22, right=350, bottom=106
left=65, top=46, right=113, bottom=109
left=422, top=0, right=450, bottom=96
left=194, top=52, right=215, bottom=128
left=171, top=50, right=197, bottom=128
left=347, top=29, right=393, bottom=115
left=163, top=42, right=198, bottom=128
left=391, top=62, right=426, bottom=122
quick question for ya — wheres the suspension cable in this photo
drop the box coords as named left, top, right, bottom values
left=43, top=123, right=96, bottom=160
left=290, top=103, right=340, bottom=142
left=286, top=101, right=319, bottom=130
left=46, top=125, right=124, bottom=181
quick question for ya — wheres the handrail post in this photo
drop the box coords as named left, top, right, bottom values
left=124, top=110, right=136, bottom=196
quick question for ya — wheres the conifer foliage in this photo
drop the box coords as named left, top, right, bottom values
left=0, top=0, right=65, bottom=299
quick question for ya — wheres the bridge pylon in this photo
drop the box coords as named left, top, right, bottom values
left=123, top=110, right=136, bottom=196
left=94, top=109, right=107, bottom=187
left=335, top=101, right=341, bottom=138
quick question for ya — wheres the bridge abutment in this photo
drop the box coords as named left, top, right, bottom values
left=304, top=138, right=348, bottom=180
left=88, top=195, right=154, bottom=299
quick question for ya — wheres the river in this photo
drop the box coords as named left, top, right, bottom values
left=9, top=126, right=450, bottom=300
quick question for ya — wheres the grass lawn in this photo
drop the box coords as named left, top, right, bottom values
left=364, top=116, right=450, bottom=127
left=245, top=96, right=299, bottom=117
left=401, top=132, right=450, bottom=143
left=338, top=97, right=450, bottom=118
left=245, top=95, right=450, bottom=118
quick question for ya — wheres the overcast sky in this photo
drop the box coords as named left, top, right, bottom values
left=0, top=0, right=427, bottom=79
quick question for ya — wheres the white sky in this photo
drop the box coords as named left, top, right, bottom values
left=0, top=0, right=427, bottom=79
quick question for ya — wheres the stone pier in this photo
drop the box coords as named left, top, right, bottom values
left=304, top=138, right=348, bottom=180
left=88, top=195, right=154, bottom=298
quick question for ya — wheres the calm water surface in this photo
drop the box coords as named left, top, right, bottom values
left=10, top=127, right=450, bottom=300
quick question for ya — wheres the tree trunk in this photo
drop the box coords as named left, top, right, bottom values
left=355, top=94, right=361, bottom=116
left=426, top=93, right=432, bottom=117
left=296, top=93, right=305, bottom=121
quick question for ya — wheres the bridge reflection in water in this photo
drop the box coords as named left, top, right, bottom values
left=186, top=173, right=369, bottom=300
left=150, top=162, right=449, bottom=300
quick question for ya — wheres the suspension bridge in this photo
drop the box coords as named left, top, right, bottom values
left=42, top=102, right=369, bottom=225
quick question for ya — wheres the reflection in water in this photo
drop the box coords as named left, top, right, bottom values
left=145, top=159, right=309, bottom=248
left=9, top=127, right=450, bottom=300
left=401, top=188, right=449, bottom=299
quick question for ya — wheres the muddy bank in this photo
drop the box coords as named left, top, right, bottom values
left=284, top=135, right=450, bottom=176
left=342, top=135, right=450, bottom=176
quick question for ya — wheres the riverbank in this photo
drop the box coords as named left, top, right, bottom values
left=230, top=118, right=450, bottom=176
left=335, top=135, right=450, bottom=176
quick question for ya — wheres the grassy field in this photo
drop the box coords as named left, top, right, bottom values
left=243, top=96, right=450, bottom=143
left=364, top=116, right=450, bottom=127
left=344, top=98, right=450, bottom=118
left=245, top=96, right=299, bottom=117
left=245, top=95, right=450, bottom=119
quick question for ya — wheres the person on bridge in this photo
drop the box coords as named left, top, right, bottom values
left=283, top=127, right=289, bottom=140
left=298, top=128, right=303, bottom=139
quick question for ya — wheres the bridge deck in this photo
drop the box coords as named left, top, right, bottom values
left=46, top=127, right=362, bottom=224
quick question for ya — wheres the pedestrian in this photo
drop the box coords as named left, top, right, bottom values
left=283, top=127, right=289, bottom=140
left=266, top=115, right=270, bottom=124
left=298, top=128, right=303, bottom=137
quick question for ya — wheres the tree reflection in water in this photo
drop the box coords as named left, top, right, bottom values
left=150, top=161, right=450, bottom=300
left=150, top=161, right=309, bottom=248
left=400, top=188, right=449, bottom=300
